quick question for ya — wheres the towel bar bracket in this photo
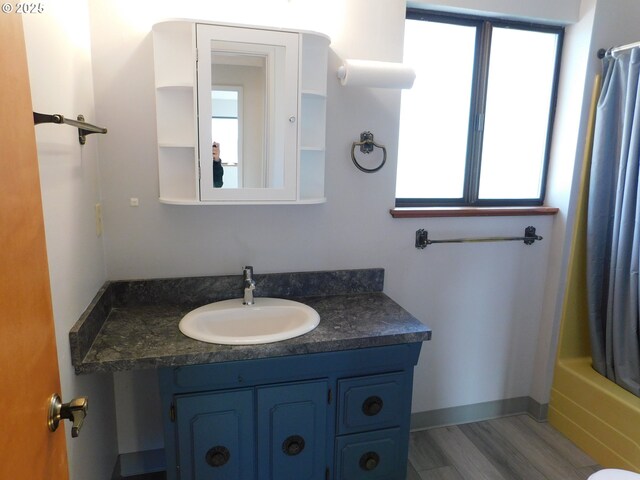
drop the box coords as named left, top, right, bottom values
left=77, top=115, right=91, bottom=145
left=33, top=111, right=107, bottom=145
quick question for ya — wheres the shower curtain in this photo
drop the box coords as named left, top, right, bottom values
left=587, top=47, right=640, bottom=397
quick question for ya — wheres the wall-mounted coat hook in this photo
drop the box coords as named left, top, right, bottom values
left=33, top=112, right=107, bottom=145
left=351, top=131, right=387, bottom=173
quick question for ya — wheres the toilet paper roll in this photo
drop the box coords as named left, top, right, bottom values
left=337, top=59, right=416, bottom=89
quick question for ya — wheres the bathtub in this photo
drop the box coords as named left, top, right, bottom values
left=550, top=356, right=640, bottom=471
left=549, top=98, right=640, bottom=471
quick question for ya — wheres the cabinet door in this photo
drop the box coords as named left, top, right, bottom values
left=257, top=380, right=328, bottom=480
left=196, top=24, right=299, bottom=202
left=175, top=389, right=255, bottom=480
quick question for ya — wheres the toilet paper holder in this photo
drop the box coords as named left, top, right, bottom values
left=351, top=131, right=387, bottom=173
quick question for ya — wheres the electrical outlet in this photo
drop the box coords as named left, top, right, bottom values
left=95, top=203, right=103, bottom=237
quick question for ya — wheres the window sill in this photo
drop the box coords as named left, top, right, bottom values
left=390, top=206, right=559, bottom=218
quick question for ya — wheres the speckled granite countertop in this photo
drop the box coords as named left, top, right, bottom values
left=70, top=269, right=431, bottom=374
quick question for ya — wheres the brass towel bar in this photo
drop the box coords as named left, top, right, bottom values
left=415, top=226, right=543, bottom=249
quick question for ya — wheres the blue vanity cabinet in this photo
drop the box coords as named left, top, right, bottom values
left=159, top=343, right=423, bottom=480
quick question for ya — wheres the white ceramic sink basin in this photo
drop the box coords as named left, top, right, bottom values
left=179, top=297, right=320, bottom=345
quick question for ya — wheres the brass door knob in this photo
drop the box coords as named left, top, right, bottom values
left=48, top=393, right=88, bottom=438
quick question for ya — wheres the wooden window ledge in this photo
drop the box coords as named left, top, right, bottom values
left=390, top=206, right=559, bottom=218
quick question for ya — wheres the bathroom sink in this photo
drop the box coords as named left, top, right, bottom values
left=179, top=298, right=320, bottom=345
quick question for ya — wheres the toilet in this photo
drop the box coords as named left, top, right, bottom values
left=589, top=470, right=640, bottom=479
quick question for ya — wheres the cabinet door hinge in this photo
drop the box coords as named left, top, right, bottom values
left=170, top=402, right=176, bottom=422
left=327, top=388, right=332, bottom=404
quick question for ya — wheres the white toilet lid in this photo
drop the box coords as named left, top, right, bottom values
left=589, top=469, right=640, bottom=480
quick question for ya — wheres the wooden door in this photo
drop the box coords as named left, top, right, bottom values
left=0, top=13, right=69, bottom=480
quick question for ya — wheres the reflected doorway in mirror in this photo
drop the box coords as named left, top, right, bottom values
left=212, top=88, right=241, bottom=188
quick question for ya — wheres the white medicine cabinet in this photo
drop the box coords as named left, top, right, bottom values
left=152, top=21, right=330, bottom=204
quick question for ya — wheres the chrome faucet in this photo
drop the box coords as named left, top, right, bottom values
left=242, top=265, right=256, bottom=305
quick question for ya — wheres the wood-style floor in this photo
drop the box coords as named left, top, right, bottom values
left=407, top=414, right=602, bottom=480
left=119, top=414, right=601, bottom=479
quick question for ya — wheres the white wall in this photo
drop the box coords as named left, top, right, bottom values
left=25, top=0, right=640, bottom=474
left=23, top=0, right=640, bottom=475
left=22, top=2, right=118, bottom=479
left=529, top=0, right=598, bottom=404
left=82, top=0, right=564, bottom=457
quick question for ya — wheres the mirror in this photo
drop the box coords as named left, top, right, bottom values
left=196, top=24, right=299, bottom=202
left=212, top=88, right=241, bottom=188
left=211, top=54, right=270, bottom=189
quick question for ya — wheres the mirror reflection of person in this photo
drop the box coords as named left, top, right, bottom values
left=213, top=141, right=223, bottom=188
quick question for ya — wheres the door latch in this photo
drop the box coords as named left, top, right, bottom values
left=48, top=393, right=88, bottom=438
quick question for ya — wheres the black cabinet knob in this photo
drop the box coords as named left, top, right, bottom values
left=362, top=395, right=384, bottom=416
left=205, top=446, right=230, bottom=467
left=359, top=451, right=380, bottom=471
left=282, top=435, right=305, bottom=456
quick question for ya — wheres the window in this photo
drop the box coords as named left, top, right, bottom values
left=395, top=10, right=563, bottom=207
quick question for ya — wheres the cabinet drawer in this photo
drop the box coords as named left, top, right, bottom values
left=337, top=372, right=407, bottom=435
left=335, top=428, right=405, bottom=480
